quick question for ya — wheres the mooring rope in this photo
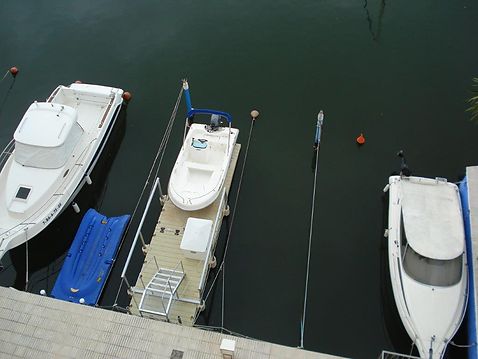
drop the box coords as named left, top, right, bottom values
left=449, top=341, right=476, bottom=348
left=409, top=341, right=415, bottom=356
left=194, top=324, right=257, bottom=340
left=0, top=70, right=9, bottom=82
left=112, top=83, right=183, bottom=307
left=193, top=112, right=257, bottom=326
left=299, top=112, right=324, bottom=349
left=153, top=86, right=184, bottom=180
left=126, top=83, right=183, bottom=235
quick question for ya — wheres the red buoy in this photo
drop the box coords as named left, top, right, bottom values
left=122, top=91, right=132, bottom=102
left=9, top=66, right=19, bottom=77
left=356, top=133, right=366, bottom=145
left=74, top=80, right=82, bottom=84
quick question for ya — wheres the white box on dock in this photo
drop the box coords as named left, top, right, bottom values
left=180, top=217, right=213, bottom=261
left=220, top=338, right=236, bottom=358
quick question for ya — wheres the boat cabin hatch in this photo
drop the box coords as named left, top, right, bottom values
left=14, top=102, right=83, bottom=169
left=400, top=214, right=463, bottom=286
left=15, top=186, right=31, bottom=200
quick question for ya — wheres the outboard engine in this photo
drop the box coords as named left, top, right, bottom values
left=397, top=150, right=411, bottom=177
left=209, top=114, right=220, bottom=131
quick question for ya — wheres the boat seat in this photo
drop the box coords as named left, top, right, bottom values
left=184, top=161, right=215, bottom=172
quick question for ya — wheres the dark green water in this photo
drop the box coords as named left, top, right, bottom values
left=1, top=1, right=478, bottom=358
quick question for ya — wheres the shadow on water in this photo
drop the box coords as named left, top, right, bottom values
left=0, top=77, right=17, bottom=119
left=195, top=220, right=229, bottom=327
left=194, top=186, right=236, bottom=327
left=363, top=0, right=386, bottom=42
left=194, top=150, right=244, bottom=328
left=0, top=106, right=128, bottom=295
left=379, top=191, right=418, bottom=357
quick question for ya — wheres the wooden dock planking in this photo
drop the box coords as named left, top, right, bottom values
left=130, top=144, right=241, bottom=324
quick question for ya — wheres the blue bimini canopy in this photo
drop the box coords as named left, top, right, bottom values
left=51, top=209, right=130, bottom=305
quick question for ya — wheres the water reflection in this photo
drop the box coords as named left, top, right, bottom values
left=363, top=0, right=387, bottom=42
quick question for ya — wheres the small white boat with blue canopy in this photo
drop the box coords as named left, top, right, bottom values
left=0, top=83, right=124, bottom=261
left=386, top=175, right=468, bottom=358
left=168, top=80, right=239, bottom=211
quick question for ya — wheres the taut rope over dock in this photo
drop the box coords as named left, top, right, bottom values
left=112, top=82, right=183, bottom=309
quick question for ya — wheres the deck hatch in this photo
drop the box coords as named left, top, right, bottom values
left=15, top=186, right=31, bottom=200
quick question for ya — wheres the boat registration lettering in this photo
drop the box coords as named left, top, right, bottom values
left=42, top=203, right=62, bottom=225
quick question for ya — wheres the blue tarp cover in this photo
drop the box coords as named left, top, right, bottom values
left=459, top=177, right=477, bottom=359
left=51, top=209, right=130, bottom=305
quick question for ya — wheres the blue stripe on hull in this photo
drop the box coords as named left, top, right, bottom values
left=51, top=209, right=130, bottom=305
left=459, top=177, right=477, bottom=359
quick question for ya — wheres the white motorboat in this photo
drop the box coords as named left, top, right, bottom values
left=168, top=80, right=239, bottom=211
left=386, top=175, right=468, bottom=358
left=0, top=83, right=124, bottom=261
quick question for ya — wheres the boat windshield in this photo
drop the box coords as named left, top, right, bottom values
left=401, top=214, right=463, bottom=286
left=402, top=245, right=462, bottom=286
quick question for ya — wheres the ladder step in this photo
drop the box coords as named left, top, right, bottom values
left=151, top=278, right=180, bottom=284
left=139, top=308, right=167, bottom=317
left=153, top=275, right=183, bottom=283
left=154, top=273, right=183, bottom=280
left=150, top=281, right=180, bottom=289
left=157, top=269, right=184, bottom=276
left=145, top=287, right=173, bottom=295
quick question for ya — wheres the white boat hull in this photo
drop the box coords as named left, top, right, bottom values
left=0, top=83, right=124, bottom=261
left=168, top=124, right=239, bottom=211
left=387, top=175, right=468, bottom=358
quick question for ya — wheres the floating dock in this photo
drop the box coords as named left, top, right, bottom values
left=128, top=144, right=241, bottom=325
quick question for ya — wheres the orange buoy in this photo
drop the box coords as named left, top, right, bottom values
left=122, top=91, right=132, bottom=102
left=74, top=80, right=82, bottom=84
left=9, top=66, right=18, bottom=77
left=356, top=133, right=365, bottom=145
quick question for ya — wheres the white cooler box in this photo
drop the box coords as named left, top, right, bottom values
left=180, top=217, right=213, bottom=260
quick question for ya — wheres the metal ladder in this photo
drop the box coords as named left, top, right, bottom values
left=138, top=266, right=185, bottom=320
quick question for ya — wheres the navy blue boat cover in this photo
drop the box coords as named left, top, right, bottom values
left=51, top=209, right=130, bottom=305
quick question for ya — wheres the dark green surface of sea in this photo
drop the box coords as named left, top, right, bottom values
left=1, top=1, right=478, bottom=358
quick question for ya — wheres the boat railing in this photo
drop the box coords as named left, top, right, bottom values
left=377, top=350, right=421, bottom=359
left=0, top=139, right=14, bottom=173
left=120, top=177, right=164, bottom=305
left=198, top=187, right=227, bottom=296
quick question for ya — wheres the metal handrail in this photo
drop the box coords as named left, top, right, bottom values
left=198, top=188, right=227, bottom=293
left=121, top=177, right=161, bottom=280
left=0, top=139, right=14, bottom=172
